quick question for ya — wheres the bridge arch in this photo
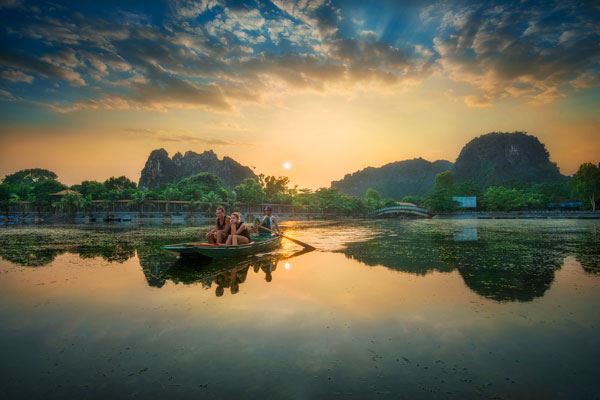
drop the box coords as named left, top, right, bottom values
left=371, top=203, right=433, bottom=219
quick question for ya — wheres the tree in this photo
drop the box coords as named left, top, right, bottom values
left=400, top=195, right=424, bottom=206
left=52, top=193, right=85, bottom=214
left=174, top=173, right=227, bottom=201
left=129, top=189, right=149, bottom=212
left=235, top=179, right=266, bottom=204
left=29, top=179, right=66, bottom=209
left=104, top=176, right=136, bottom=191
left=2, top=168, right=57, bottom=185
left=72, top=180, right=105, bottom=199
left=202, top=191, right=223, bottom=211
left=572, top=163, right=600, bottom=211
left=259, top=175, right=292, bottom=203
left=364, top=188, right=382, bottom=211
left=426, top=171, right=456, bottom=212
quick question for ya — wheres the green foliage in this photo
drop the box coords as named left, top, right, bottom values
left=201, top=191, right=223, bottom=210
left=72, top=181, right=105, bottom=199
left=101, top=176, right=137, bottom=201
left=104, top=176, right=137, bottom=191
left=235, top=178, right=266, bottom=204
left=482, top=186, right=546, bottom=211
left=0, top=183, right=10, bottom=203
left=400, top=195, right=425, bottom=206
left=2, top=168, right=57, bottom=185
left=52, top=193, right=87, bottom=214
left=364, top=188, right=382, bottom=211
left=309, top=188, right=367, bottom=215
left=571, top=163, right=600, bottom=211
left=426, top=171, right=457, bottom=212
left=173, top=173, right=228, bottom=201
left=454, top=181, right=480, bottom=197
left=29, top=179, right=67, bottom=208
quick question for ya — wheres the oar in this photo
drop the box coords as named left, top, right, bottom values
left=256, top=225, right=315, bottom=251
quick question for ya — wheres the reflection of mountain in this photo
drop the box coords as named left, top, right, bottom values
left=341, top=223, right=580, bottom=302
left=445, top=238, right=564, bottom=302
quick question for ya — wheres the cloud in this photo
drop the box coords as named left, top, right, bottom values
left=430, top=1, right=600, bottom=106
left=0, top=88, right=14, bottom=98
left=2, top=0, right=596, bottom=113
left=0, top=50, right=85, bottom=86
left=1, top=69, right=34, bottom=83
left=463, top=94, right=493, bottom=108
left=123, top=127, right=244, bottom=146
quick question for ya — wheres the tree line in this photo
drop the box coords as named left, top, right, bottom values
left=421, top=163, right=600, bottom=212
left=1, top=162, right=599, bottom=215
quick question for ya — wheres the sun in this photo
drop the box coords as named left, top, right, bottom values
left=282, top=161, right=292, bottom=170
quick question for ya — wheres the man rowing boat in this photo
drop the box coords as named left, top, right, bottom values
left=258, top=206, right=280, bottom=236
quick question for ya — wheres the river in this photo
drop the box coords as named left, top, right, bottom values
left=1, top=219, right=599, bottom=399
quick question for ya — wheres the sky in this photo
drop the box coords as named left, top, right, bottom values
left=0, top=0, right=599, bottom=189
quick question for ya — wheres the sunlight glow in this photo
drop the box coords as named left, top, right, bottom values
left=283, top=162, right=292, bottom=170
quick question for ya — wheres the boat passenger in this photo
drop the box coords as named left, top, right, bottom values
left=225, top=212, right=252, bottom=245
left=206, top=206, right=230, bottom=244
left=258, top=206, right=280, bottom=236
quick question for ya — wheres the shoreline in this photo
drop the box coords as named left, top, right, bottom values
left=2, top=210, right=600, bottom=226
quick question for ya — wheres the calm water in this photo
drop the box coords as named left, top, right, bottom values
left=1, top=219, right=599, bottom=399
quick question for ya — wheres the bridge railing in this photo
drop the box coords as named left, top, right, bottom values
left=371, top=205, right=432, bottom=216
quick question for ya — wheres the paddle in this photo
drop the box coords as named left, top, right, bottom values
left=256, top=224, right=315, bottom=251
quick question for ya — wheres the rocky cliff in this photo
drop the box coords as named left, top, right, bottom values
left=138, top=149, right=256, bottom=188
left=453, top=132, right=565, bottom=187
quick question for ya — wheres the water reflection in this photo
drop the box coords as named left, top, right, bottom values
left=340, top=221, right=600, bottom=302
left=138, top=245, right=311, bottom=295
left=1, top=221, right=599, bottom=303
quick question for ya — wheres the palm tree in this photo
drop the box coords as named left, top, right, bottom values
left=201, top=191, right=223, bottom=213
left=130, top=189, right=148, bottom=213
left=226, top=190, right=238, bottom=213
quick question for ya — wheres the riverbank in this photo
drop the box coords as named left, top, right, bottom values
left=436, top=210, right=600, bottom=219
left=2, top=209, right=600, bottom=226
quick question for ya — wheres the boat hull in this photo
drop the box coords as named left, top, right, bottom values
left=161, top=236, right=282, bottom=259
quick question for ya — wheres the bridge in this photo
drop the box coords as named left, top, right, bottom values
left=371, top=203, right=433, bottom=219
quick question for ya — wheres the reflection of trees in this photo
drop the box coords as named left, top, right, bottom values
left=0, top=233, right=138, bottom=267
left=572, top=227, right=600, bottom=274
left=341, top=223, right=578, bottom=302
left=76, top=243, right=135, bottom=263
left=0, top=246, right=65, bottom=267
left=340, top=225, right=455, bottom=275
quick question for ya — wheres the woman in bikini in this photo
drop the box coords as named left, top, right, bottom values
left=225, top=212, right=252, bottom=246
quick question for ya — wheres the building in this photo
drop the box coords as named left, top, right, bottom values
left=452, top=196, right=477, bottom=209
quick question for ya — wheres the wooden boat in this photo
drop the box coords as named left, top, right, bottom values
left=161, top=235, right=282, bottom=259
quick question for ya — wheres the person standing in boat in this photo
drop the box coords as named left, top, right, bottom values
left=225, top=212, right=252, bottom=245
left=258, top=206, right=280, bottom=236
left=206, top=206, right=230, bottom=244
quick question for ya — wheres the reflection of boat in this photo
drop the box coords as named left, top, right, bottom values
left=161, top=235, right=282, bottom=259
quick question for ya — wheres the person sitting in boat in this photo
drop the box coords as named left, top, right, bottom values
left=257, top=206, right=280, bottom=236
left=206, top=206, right=230, bottom=244
left=225, top=212, right=252, bottom=245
